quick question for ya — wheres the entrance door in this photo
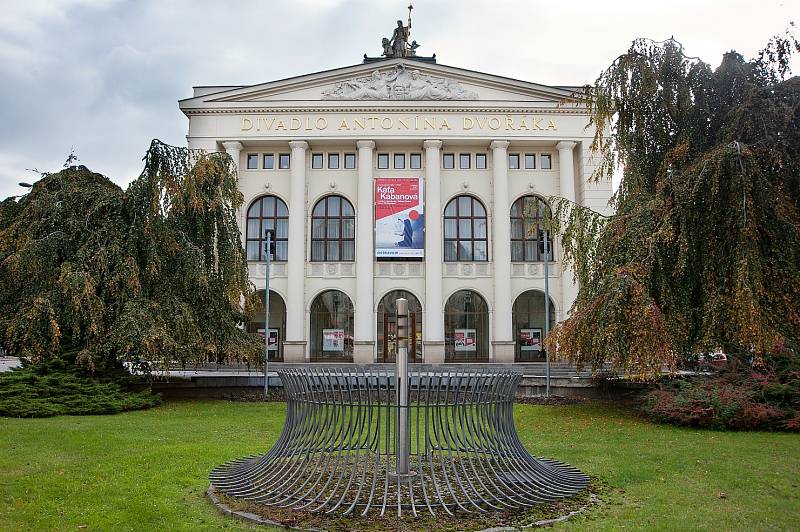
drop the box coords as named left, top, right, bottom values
left=376, top=290, right=423, bottom=363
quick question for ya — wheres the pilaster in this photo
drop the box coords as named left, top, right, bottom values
left=490, top=140, right=512, bottom=351
left=423, top=140, right=443, bottom=361
left=354, top=140, right=376, bottom=361
left=286, top=141, right=308, bottom=354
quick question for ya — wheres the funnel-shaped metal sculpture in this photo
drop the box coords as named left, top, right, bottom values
left=209, top=366, right=588, bottom=517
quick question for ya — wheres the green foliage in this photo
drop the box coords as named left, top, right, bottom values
left=0, top=141, right=262, bottom=374
left=547, top=31, right=800, bottom=377
left=0, top=355, right=160, bottom=418
left=641, top=355, right=800, bottom=430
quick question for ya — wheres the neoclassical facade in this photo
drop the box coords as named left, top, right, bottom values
left=179, top=57, right=613, bottom=364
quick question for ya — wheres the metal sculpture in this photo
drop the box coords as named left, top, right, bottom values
left=209, top=369, right=588, bottom=516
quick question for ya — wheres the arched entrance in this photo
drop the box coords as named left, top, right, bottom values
left=310, top=290, right=354, bottom=362
left=512, top=290, right=556, bottom=362
left=444, top=290, right=489, bottom=362
left=376, top=290, right=422, bottom=363
left=248, top=290, right=287, bottom=361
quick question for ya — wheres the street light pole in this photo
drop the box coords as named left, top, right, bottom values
left=264, top=229, right=274, bottom=397
left=544, top=229, right=551, bottom=398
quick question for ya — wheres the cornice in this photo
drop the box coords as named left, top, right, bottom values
left=183, top=106, right=589, bottom=116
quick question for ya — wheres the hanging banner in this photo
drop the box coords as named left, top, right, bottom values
left=374, top=177, right=424, bottom=258
left=519, top=329, right=543, bottom=352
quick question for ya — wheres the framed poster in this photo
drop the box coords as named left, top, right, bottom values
left=257, top=329, right=280, bottom=351
left=454, top=329, right=477, bottom=352
left=374, top=177, right=424, bottom=258
left=323, top=328, right=345, bottom=352
left=519, top=328, right=543, bottom=352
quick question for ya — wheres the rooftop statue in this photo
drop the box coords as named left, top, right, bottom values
left=363, top=3, right=437, bottom=63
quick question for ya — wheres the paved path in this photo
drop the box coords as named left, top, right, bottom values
left=0, top=357, right=21, bottom=372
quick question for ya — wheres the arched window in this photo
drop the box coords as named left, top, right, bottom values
left=311, top=195, right=355, bottom=262
left=310, top=290, right=354, bottom=361
left=444, top=290, right=489, bottom=362
left=376, top=290, right=423, bottom=363
left=247, top=290, right=287, bottom=361
left=443, top=195, right=488, bottom=262
left=512, top=290, right=556, bottom=362
left=246, top=195, right=289, bottom=261
left=510, top=195, right=553, bottom=262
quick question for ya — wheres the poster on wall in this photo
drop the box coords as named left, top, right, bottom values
left=454, top=329, right=477, bottom=352
left=519, top=329, right=543, bottom=352
left=374, top=177, right=424, bottom=258
left=323, top=329, right=345, bottom=352
left=257, top=329, right=280, bottom=351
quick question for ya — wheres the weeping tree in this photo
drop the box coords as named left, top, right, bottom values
left=546, top=31, right=800, bottom=378
left=0, top=141, right=261, bottom=374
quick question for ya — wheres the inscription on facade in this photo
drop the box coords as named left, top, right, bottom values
left=239, top=114, right=558, bottom=133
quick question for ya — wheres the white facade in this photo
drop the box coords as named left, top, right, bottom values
left=179, top=58, right=613, bottom=364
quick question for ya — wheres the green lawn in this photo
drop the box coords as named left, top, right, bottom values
left=0, top=400, right=797, bottom=531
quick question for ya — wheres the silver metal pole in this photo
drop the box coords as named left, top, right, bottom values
left=264, top=230, right=272, bottom=396
left=544, top=230, right=551, bottom=398
left=395, top=297, right=410, bottom=476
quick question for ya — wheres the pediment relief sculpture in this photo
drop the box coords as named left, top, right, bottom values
left=321, top=65, right=479, bottom=101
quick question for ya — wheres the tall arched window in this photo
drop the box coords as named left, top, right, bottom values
left=510, top=195, right=553, bottom=262
left=444, top=290, right=489, bottom=362
left=376, top=290, right=423, bottom=363
left=512, top=290, right=556, bottom=362
left=311, top=195, right=355, bottom=262
left=310, top=290, right=354, bottom=361
left=246, top=195, right=289, bottom=261
left=443, top=195, right=488, bottom=262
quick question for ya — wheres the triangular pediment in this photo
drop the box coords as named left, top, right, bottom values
left=179, top=59, right=581, bottom=112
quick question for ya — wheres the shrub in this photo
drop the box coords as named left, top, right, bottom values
left=641, top=355, right=799, bottom=431
left=0, top=356, right=160, bottom=418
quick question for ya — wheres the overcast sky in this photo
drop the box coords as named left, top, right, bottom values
left=0, top=0, right=797, bottom=198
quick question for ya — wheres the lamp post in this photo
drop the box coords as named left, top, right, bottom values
left=263, top=229, right=275, bottom=396
left=544, top=229, right=551, bottom=398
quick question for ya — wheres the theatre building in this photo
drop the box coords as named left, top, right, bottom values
left=179, top=36, right=613, bottom=365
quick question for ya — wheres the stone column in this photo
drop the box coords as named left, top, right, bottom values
left=353, top=140, right=376, bottom=364
left=490, top=140, right=514, bottom=363
left=284, top=141, right=308, bottom=362
left=423, top=140, right=445, bottom=364
left=221, top=141, right=243, bottom=170
left=556, top=141, right=579, bottom=319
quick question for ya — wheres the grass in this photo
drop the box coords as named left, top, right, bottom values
left=0, top=400, right=798, bottom=531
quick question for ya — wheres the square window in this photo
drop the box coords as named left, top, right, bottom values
left=541, top=153, right=552, bottom=170
left=311, top=153, right=324, bottom=169
left=263, top=154, right=274, bottom=169
left=459, top=153, right=471, bottom=169
left=328, top=153, right=340, bottom=169
left=475, top=153, right=487, bottom=169
left=508, top=154, right=520, bottom=169
left=525, top=153, right=536, bottom=169
left=278, top=153, right=290, bottom=169
left=394, top=153, right=405, bottom=169
left=410, top=153, right=422, bottom=169
left=246, top=154, right=258, bottom=170
left=344, top=153, right=356, bottom=169
left=443, top=153, right=455, bottom=169
left=377, top=153, right=389, bottom=169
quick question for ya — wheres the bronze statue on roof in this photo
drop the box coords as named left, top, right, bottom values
left=364, top=3, right=436, bottom=63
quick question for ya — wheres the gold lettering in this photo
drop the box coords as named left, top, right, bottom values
left=241, top=117, right=253, bottom=131
left=368, top=115, right=379, bottom=129
left=275, top=119, right=286, bottom=131
left=315, top=117, right=328, bottom=130
left=532, top=118, right=544, bottom=130
left=415, top=115, right=420, bottom=129
left=354, top=118, right=366, bottom=130
left=424, top=117, right=436, bottom=129
left=547, top=120, right=557, bottom=130
left=305, top=117, right=313, bottom=131
left=505, top=115, right=515, bottom=130
left=290, top=118, right=301, bottom=131
left=477, top=117, right=489, bottom=129
left=517, top=117, right=530, bottom=130
left=439, top=118, right=451, bottom=130
left=338, top=119, right=350, bottom=130
left=381, top=117, right=393, bottom=129
left=263, top=118, right=275, bottom=130
left=463, top=117, right=474, bottom=130
left=397, top=117, right=410, bottom=129
left=488, top=117, right=501, bottom=130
